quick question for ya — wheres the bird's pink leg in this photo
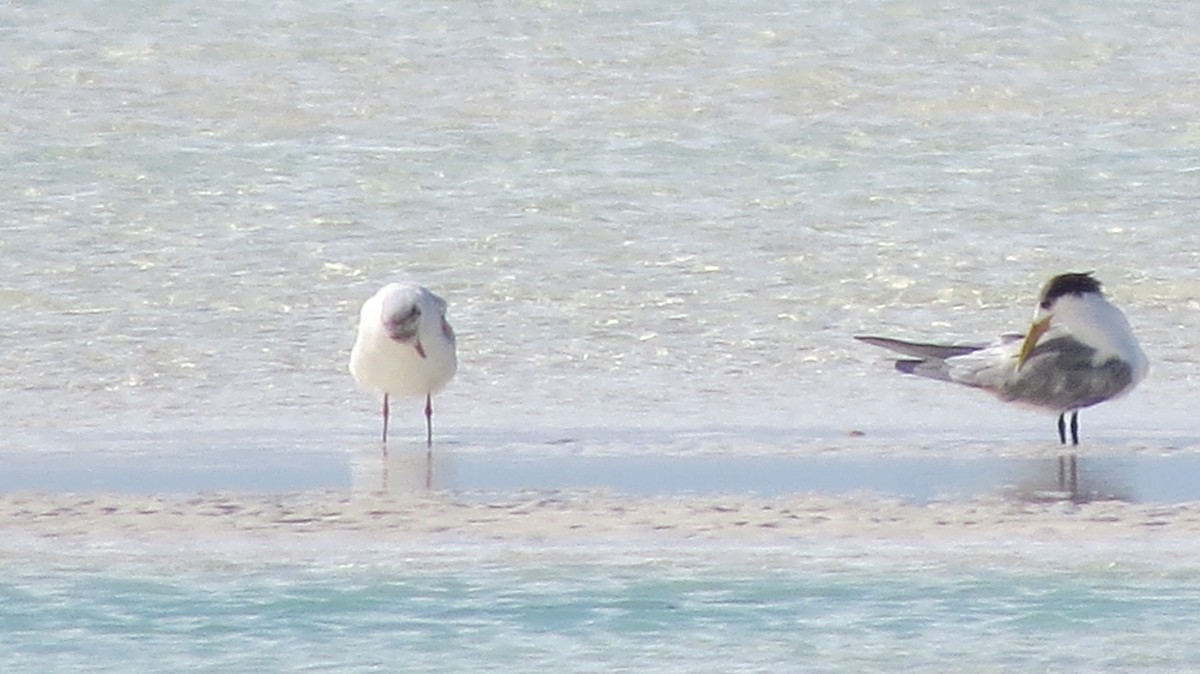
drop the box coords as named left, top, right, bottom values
left=424, top=393, right=433, bottom=489
left=424, top=393, right=433, bottom=450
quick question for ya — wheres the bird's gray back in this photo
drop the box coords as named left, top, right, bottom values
left=1000, top=336, right=1135, bottom=411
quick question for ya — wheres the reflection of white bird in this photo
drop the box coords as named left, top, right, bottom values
left=349, top=282, right=457, bottom=450
left=857, top=272, right=1148, bottom=445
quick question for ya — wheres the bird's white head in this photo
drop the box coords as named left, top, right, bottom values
left=1017, top=272, right=1146, bottom=379
left=377, top=283, right=456, bottom=355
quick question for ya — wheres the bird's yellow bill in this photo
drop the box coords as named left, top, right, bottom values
left=1017, top=317, right=1052, bottom=370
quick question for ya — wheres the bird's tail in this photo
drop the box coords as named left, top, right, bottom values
left=856, top=335, right=984, bottom=383
left=854, top=335, right=981, bottom=360
left=893, top=358, right=953, bottom=382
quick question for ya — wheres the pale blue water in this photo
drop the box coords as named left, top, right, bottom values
left=8, top=437, right=1200, bottom=503
left=3, top=0, right=1199, bottom=446
left=5, top=548, right=1200, bottom=672
left=5, top=0, right=1200, bottom=670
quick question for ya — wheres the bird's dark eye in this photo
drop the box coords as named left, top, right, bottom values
left=1039, top=300, right=1052, bottom=310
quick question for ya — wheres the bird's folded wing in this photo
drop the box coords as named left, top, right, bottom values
left=943, top=338, right=1024, bottom=390
left=854, top=335, right=983, bottom=360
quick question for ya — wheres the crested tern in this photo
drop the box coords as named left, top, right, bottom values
left=350, top=282, right=458, bottom=450
left=856, top=272, right=1148, bottom=445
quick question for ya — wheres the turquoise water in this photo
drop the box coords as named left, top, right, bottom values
left=5, top=548, right=1200, bottom=672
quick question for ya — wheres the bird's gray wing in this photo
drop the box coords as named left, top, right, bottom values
left=858, top=334, right=1015, bottom=385
left=854, top=335, right=984, bottom=360
left=997, top=336, right=1136, bottom=410
left=941, top=338, right=1022, bottom=391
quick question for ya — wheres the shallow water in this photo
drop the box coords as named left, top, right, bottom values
left=3, top=0, right=1200, bottom=450
left=5, top=544, right=1200, bottom=673
left=6, top=439, right=1200, bottom=505
left=5, top=0, right=1200, bottom=671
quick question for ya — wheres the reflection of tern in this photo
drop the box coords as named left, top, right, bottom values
left=349, top=282, right=458, bottom=450
left=857, top=272, right=1148, bottom=445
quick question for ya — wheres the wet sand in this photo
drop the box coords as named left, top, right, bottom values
left=4, top=448, right=1200, bottom=558
left=4, top=488, right=1200, bottom=556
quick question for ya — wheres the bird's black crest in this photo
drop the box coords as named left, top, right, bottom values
left=1039, top=272, right=1103, bottom=305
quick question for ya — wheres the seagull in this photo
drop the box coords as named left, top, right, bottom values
left=856, top=272, right=1148, bottom=445
left=349, top=282, right=457, bottom=451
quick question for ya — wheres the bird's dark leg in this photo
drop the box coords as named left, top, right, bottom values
left=1069, top=411, right=1079, bottom=446
left=1068, top=453, right=1079, bottom=499
left=425, top=393, right=433, bottom=450
left=1057, top=414, right=1066, bottom=445
left=381, top=393, right=390, bottom=456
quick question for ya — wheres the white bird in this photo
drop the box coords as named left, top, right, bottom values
left=856, top=272, right=1148, bottom=445
left=349, top=282, right=457, bottom=451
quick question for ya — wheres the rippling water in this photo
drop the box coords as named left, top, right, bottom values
left=6, top=544, right=1200, bottom=673
left=5, top=0, right=1200, bottom=450
left=4, top=0, right=1200, bottom=670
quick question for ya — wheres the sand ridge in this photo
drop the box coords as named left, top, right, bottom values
left=3, top=489, right=1200, bottom=548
